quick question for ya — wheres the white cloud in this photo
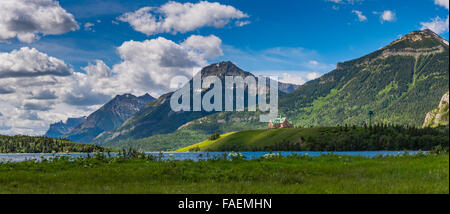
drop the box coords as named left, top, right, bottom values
left=0, top=0, right=79, bottom=43
left=309, top=60, right=319, bottom=65
left=279, top=73, right=307, bottom=85
left=352, top=10, right=367, bottom=22
left=0, top=34, right=225, bottom=135
left=421, top=16, right=449, bottom=34
left=84, top=22, right=95, bottom=31
left=306, top=72, right=321, bottom=80
left=235, top=21, right=251, bottom=27
left=420, top=0, right=449, bottom=34
left=117, top=1, right=249, bottom=36
left=82, top=60, right=112, bottom=78
left=0, top=47, right=73, bottom=78
left=112, top=35, right=223, bottom=95
left=261, top=71, right=323, bottom=86
left=0, top=30, right=332, bottom=136
left=380, top=10, right=396, bottom=22
left=434, top=0, right=449, bottom=10
left=0, top=48, right=111, bottom=135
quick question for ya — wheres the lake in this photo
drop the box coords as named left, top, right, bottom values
left=0, top=151, right=426, bottom=163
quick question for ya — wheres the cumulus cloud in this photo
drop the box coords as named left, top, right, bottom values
left=421, top=16, right=449, bottom=34
left=352, top=10, right=367, bottom=22
left=0, top=48, right=111, bottom=135
left=82, top=60, right=112, bottom=78
left=0, top=0, right=79, bottom=43
left=0, top=34, right=224, bottom=135
left=420, top=0, right=449, bottom=34
left=0, top=47, right=73, bottom=78
left=434, top=0, right=449, bottom=10
left=380, top=10, right=396, bottom=22
left=118, top=1, right=249, bottom=36
left=29, top=89, right=58, bottom=100
left=112, top=35, right=223, bottom=95
left=267, top=72, right=323, bottom=86
left=23, top=101, right=54, bottom=111
left=0, top=86, right=15, bottom=94
left=20, top=111, right=41, bottom=121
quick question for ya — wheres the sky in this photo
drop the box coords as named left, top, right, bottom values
left=0, top=0, right=449, bottom=135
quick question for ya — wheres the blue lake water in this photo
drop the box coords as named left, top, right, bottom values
left=0, top=151, right=425, bottom=163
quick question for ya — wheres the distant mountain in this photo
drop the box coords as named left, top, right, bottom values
left=93, top=61, right=296, bottom=146
left=278, top=82, right=299, bottom=94
left=423, top=91, right=449, bottom=128
left=102, top=29, right=449, bottom=151
left=45, top=117, right=86, bottom=139
left=63, top=93, right=155, bottom=143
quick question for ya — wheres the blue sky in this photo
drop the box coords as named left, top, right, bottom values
left=0, top=0, right=449, bottom=135
left=1, top=0, right=448, bottom=76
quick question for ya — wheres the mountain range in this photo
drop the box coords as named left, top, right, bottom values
left=45, top=29, right=449, bottom=151
left=91, top=61, right=297, bottom=145
left=45, top=93, right=155, bottom=143
left=44, top=117, right=86, bottom=139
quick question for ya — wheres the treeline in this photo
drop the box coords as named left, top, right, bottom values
left=0, top=135, right=107, bottom=153
left=222, top=125, right=449, bottom=152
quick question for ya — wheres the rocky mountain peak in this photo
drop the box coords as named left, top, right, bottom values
left=201, top=61, right=253, bottom=78
left=388, top=29, right=449, bottom=48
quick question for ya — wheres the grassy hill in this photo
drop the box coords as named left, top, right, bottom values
left=174, top=132, right=236, bottom=152
left=0, top=135, right=107, bottom=153
left=179, top=126, right=449, bottom=152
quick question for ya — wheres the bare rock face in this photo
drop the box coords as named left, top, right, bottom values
left=44, top=117, right=86, bottom=138
left=423, top=91, right=449, bottom=128
left=61, top=93, right=155, bottom=143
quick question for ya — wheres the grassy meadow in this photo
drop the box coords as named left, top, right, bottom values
left=182, top=126, right=449, bottom=152
left=0, top=152, right=448, bottom=194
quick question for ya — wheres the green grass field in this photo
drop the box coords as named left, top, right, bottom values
left=180, top=126, right=449, bottom=152
left=0, top=153, right=448, bottom=194
left=174, top=132, right=236, bottom=152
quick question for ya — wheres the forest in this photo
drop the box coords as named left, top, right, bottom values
left=0, top=135, right=107, bottom=153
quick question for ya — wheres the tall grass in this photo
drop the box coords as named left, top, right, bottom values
left=0, top=152, right=448, bottom=194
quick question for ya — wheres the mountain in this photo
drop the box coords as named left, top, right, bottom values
left=94, top=30, right=449, bottom=151
left=63, top=93, right=155, bottom=143
left=92, top=62, right=297, bottom=146
left=279, top=29, right=448, bottom=127
left=423, top=91, right=449, bottom=128
left=98, top=29, right=449, bottom=151
left=44, top=117, right=86, bottom=138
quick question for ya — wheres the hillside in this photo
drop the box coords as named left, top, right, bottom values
left=0, top=135, right=106, bottom=153
left=280, top=29, right=449, bottom=127
left=423, top=91, right=449, bottom=128
left=182, top=126, right=449, bottom=152
left=62, top=93, right=155, bottom=143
